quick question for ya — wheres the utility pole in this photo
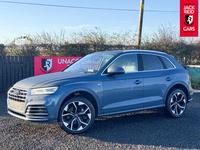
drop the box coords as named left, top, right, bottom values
left=137, top=0, right=145, bottom=49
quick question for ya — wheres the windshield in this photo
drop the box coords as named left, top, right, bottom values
left=63, top=53, right=114, bottom=73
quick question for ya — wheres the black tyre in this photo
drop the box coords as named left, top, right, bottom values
left=165, top=89, right=187, bottom=118
left=58, top=97, right=95, bottom=134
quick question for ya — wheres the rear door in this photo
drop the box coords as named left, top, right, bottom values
left=140, top=54, right=175, bottom=108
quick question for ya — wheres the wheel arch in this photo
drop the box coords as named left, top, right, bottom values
left=165, top=83, right=189, bottom=105
left=57, top=90, right=99, bottom=121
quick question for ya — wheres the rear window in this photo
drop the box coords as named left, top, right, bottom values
left=141, top=54, right=163, bottom=71
left=159, top=56, right=174, bottom=69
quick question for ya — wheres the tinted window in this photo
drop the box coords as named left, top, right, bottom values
left=107, top=54, right=138, bottom=73
left=159, top=56, right=174, bottom=69
left=141, top=54, right=163, bottom=71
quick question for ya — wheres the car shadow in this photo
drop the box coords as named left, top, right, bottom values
left=80, top=106, right=200, bottom=149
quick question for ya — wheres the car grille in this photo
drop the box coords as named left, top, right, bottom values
left=25, top=105, right=48, bottom=116
left=8, top=87, right=28, bottom=112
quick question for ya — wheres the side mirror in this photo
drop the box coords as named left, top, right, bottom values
left=107, top=67, right=125, bottom=76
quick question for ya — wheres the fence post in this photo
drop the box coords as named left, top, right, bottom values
left=30, top=56, right=34, bottom=76
left=2, top=56, right=7, bottom=92
left=183, top=57, right=187, bottom=65
left=19, top=56, right=23, bottom=80
left=15, top=56, right=19, bottom=83
left=23, top=56, right=27, bottom=79
left=27, top=56, right=30, bottom=77
left=10, top=57, right=15, bottom=87
left=7, top=56, right=11, bottom=91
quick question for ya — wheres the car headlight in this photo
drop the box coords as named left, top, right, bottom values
left=31, top=87, right=58, bottom=95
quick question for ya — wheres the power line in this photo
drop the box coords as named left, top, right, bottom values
left=0, top=0, right=179, bottom=13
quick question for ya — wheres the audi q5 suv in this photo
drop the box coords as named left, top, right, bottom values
left=7, top=50, right=193, bottom=134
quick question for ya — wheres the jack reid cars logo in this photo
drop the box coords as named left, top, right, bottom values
left=41, top=58, right=54, bottom=73
left=180, top=0, right=198, bottom=37
left=183, top=5, right=195, bottom=32
left=185, top=15, right=193, bottom=25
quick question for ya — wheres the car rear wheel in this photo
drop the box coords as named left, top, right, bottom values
left=58, top=97, right=95, bottom=134
left=165, top=89, right=187, bottom=118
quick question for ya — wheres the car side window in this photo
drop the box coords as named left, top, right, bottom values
left=107, top=54, right=138, bottom=73
left=141, top=54, right=163, bottom=71
left=159, top=56, right=174, bottom=69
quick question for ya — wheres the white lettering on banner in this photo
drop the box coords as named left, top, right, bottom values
left=183, top=27, right=195, bottom=31
left=184, top=5, right=195, bottom=14
left=184, top=10, right=195, bottom=14
left=184, top=5, right=195, bottom=10
left=58, top=58, right=79, bottom=64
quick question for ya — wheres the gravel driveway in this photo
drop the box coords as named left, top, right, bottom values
left=0, top=92, right=200, bottom=150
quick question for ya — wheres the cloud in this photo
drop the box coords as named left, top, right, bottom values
left=64, top=24, right=93, bottom=29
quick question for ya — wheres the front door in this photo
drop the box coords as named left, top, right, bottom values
left=101, top=54, right=143, bottom=115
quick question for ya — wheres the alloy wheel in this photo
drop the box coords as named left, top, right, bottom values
left=61, top=101, right=91, bottom=132
left=170, top=92, right=186, bottom=116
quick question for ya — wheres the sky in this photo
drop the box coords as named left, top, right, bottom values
left=0, top=0, right=198, bottom=44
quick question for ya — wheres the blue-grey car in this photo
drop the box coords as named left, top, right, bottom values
left=7, top=50, right=193, bottom=134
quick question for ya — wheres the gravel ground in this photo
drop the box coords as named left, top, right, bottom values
left=0, top=92, right=200, bottom=150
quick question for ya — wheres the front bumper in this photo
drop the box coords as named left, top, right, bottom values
left=7, top=88, right=61, bottom=122
left=8, top=109, right=49, bottom=121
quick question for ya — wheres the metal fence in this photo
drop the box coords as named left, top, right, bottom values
left=186, top=65, right=200, bottom=89
left=0, top=56, right=34, bottom=92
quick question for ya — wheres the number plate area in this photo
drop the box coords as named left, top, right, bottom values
left=9, top=99, right=25, bottom=112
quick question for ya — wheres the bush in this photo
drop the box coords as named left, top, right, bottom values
left=191, top=76, right=200, bottom=89
left=4, top=28, right=137, bottom=57
left=2, top=25, right=200, bottom=65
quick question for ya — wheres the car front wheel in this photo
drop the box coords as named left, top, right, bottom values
left=165, top=89, right=187, bottom=118
left=58, top=97, right=95, bottom=134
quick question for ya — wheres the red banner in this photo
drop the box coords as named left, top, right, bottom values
left=180, top=0, right=198, bottom=37
left=34, top=57, right=81, bottom=76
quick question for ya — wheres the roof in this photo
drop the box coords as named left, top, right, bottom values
left=94, top=49, right=167, bottom=55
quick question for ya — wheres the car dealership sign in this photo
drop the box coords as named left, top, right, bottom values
left=34, top=57, right=81, bottom=76
left=180, top=0, right=198, bottom=37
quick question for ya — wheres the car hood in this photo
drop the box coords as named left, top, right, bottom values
left=13, top=72, right=99, bottom=89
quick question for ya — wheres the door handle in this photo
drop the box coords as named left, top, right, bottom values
left=134, top=80, right=141, bottom=84
left=166, top=77, right=172, bottom=81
